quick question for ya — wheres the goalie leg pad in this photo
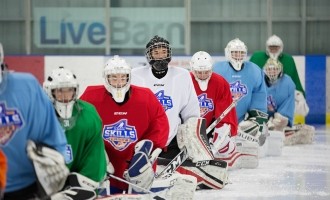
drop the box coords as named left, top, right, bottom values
left=284, top=124, right=315, bottom=145
left=50, top=187, right=96, bottom=200
left=177, top=117, right=214, bottom=163
left=229, top=140, right=259, bottom=169
left=267, top=130, right=285, bottom=156
left=51, top=173, right=98, bottom=200
left=151, top=173, right=197, bottom=200
left=176, top=160, right=228, bottom=190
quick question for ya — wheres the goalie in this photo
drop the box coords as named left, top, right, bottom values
left=214, top=38, right=269, bottom=168
left=250, top=35, right=310, bottom=118
left=263, top=59, right=314, bottom=147
left=80, top=55, right=169, bottom=195
left=130, top=36, right=229, bottom=192
left=42, top=66, right=108, bottom=199
left=0, top=42, right=68, bottom=200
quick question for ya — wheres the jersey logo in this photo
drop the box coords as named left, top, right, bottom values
left=198, top=93, right=214, bottom=117
left=229, top=80, right=247, bottom=100
left=267, top=95, right=276, bottom=112
left=65, top=144, right=73, bottom=164
left=0, top=102, right=24, bottom=146
left=103, top=119, right=137, bottom=151
left=155, top=90, right=173, bottom=111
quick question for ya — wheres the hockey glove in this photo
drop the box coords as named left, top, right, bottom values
left=26, top=140, right=69, bottom=197
left=123, top=140, right=162, bottom=193
left=50, top=172, right=98, bottom=200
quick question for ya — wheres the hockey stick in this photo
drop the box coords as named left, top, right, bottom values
left=97, top=173, right=165, bottom=200
left=155, top=98, right=239, bottom=179
left=0, top=43, right=4, bottom=64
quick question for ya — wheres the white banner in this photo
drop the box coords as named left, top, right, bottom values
left=34, top=7, right=185, bottom=49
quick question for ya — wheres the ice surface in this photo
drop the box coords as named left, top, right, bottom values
left=195, top=125, right=330, bottom=200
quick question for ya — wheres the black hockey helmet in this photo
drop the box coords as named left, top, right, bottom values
left=145, top=35, right=172, bottom=71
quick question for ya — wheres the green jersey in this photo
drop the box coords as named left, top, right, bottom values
left=64, top=99, right=106, bottom=182
left=250, top=51, right=305, bottom=97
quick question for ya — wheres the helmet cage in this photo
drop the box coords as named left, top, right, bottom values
left=43, top=67, right=79, bottom=120
left=266, top=35, right=283, bottom=60
left=103, top=55, right=131, bottom=103
left=145, top=42, right=171, bottom=65
left=264, top=59, right=283, bottom=85
left=225, top=39, right=247, bottom=71
left=190, top=51, right=213, bottom=91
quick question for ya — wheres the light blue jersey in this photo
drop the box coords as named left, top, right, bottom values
left=266, top=74, right=295, bottom=126
left=0, top=72, right=67, bottom=192
left=213, top=61, right=267, bottom=122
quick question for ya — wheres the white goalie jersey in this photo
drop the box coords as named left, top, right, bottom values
left=131, top=66, right=200, bottom=145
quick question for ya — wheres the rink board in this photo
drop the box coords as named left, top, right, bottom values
left=4, top=55, right=330, bottom=125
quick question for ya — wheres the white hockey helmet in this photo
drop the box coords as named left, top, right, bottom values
left=263, top=58, right=283, bottom=85
left=43, top=66, right=79, bottom=122
left=103, top=55, right=131, bottom=103
left=225, top=38, right=247, bottom=71
left=266, top=35, right=283, bottom=60
left=190, top=51, right=213, bottom=91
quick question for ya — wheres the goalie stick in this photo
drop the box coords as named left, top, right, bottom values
left=0, top=43, right=3, bottom=63
left=155, top=98, right=239, bottom=179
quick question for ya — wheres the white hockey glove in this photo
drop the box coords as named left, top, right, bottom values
left=177, top=117, right=214, bottom=163
left=123, top=140, right=162, bottom=193
left=209, top=124, right=236, bottom=158
left=295, top=90, right=309, bottom=116
left=26, top=140, right=69, bottom=197
left=51, top=172, right=98, bottom=200
left=268, top=112, right=289, bottom=131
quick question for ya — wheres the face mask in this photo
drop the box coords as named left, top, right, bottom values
left=152, top=60, right=169, bottom=71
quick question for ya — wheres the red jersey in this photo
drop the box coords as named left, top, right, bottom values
left=80, top=85, right=169, bottom=190
left=190, top=72, right=238, bottom=136
left=0, top=150, right=6, bottom=190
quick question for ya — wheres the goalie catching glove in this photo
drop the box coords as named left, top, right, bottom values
left=238, top=109, right=268, bottom=146
left=123, top=139, right=162, bottom=193
left=177, top=117, right=214, bottom=163
left=26, top=140, right=69, bottom=197
left=268, top=112, right=289, bottom=131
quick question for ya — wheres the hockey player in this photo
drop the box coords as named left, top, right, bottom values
left=250, top=35, right=309, bottom=118
left=131, top=36, right=228, bottom=190
left=263, top=59, right=294, bottom=156
left=213, top=38, right=268, bottom=168
left=0, top=43, right=68, bottom=200
left=80, top=55, right=169, bottom=194
left=263, top=59, right=315, bottom=146
left=264, top=59, right=295, bottom=130
left=189, top=51, right=238, bottom=160
left=43, top=66, right=107, bottom=198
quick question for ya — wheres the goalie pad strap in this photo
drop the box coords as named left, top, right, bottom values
left=176, top=163, right=228, bottom=190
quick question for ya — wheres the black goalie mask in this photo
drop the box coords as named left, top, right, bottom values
left=145, top=35, right=172, bottom=71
